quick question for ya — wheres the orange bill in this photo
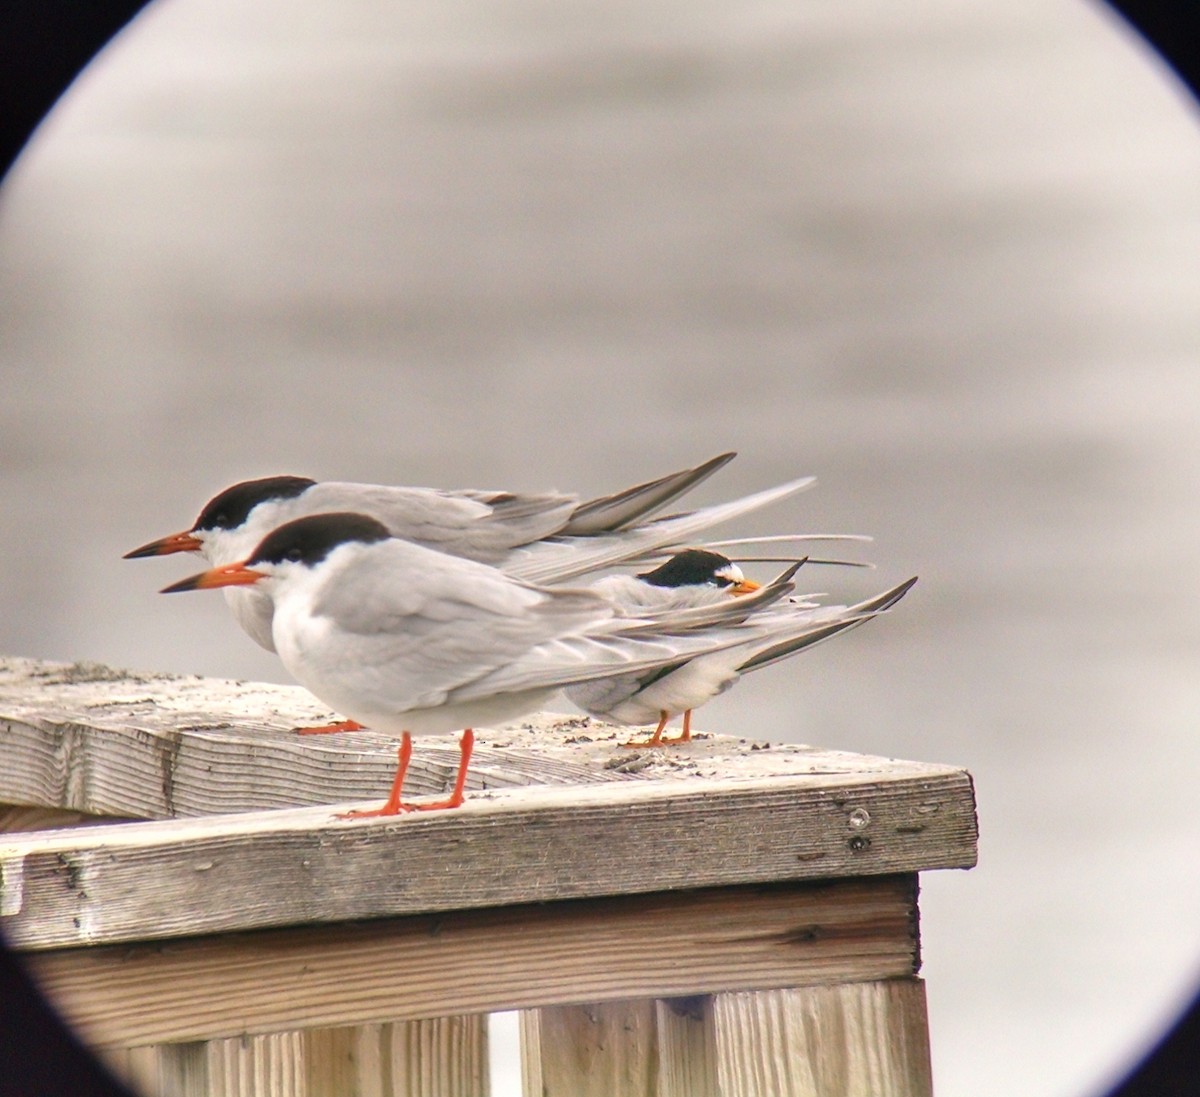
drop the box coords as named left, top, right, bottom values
left=160, top=562, right=264, bottom=593
left=124, top=531, right=203, bottom=559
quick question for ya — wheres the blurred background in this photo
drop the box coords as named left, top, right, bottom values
left=2, top=0, right=1200, bottom=1094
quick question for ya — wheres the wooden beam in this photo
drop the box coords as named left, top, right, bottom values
left=302, top=1018, right=488, bottom=1097
left=655, top=997, right=718, bottom=1097
left=207, top=1034, right=304, bottom=1097
left=26, top=876, right=920, bottom=1048
left=529, top=1000, right=660, bottom=1097
left=0, top=657, right=975, bottom=836
left=2, top=766, right=974, bottom=950
left=105, top=1022, right=488, bottom=1097
left=521, top=981, right=930, bottom=1097
left=710, top=982, right=933, bottom=1096
left=520, top=981, right=931, bottom=1097
left=0, top=656, right=632, bottom=821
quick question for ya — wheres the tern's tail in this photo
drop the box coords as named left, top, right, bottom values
left=736, top=576, right=918, bottom=675
left=504, top=475, right=818, bottom=584
left=560, top=451, right=736, bottom=535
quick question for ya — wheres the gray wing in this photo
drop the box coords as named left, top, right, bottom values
left=735, top=577, right=917, bottom=674
left=500, top=476, right=817, bottom=584
left=564, top=672, right=647, bottom=714
left=453, top=566, right=798, bottom=702
left=560, top=452, right=735, bottom=534
left=310, top=542, right=614, bottom=708
left=568, top=577, right=918, bottom=716
left=449, top=618, right=772, bottom=702
left=310, top=482, right=579, bottom=563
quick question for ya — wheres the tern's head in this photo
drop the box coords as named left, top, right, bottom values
left=124, top=475, right=316, bottom=560
left=160, top=512, right=392, bottom=593
left=636, top=549, right=760, bottom=595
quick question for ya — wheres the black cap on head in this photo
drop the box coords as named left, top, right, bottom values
left=247, top=512, right=392, bottom=568
left=192, top=476, right=316, bottom=532
left=636, top=548, right=736, bottom=589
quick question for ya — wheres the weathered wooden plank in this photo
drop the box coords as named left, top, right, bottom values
left=108, top=1022, right=487, bottom=1097
left=519, top=1011, right=543, bottom=1097
left=111, top=1033, right=314, bottom=1097
left=303, top=1018, right=488, bottom=1097
left=0, top=656, right=974, bottom=827
left=0, top=656, right=635, bottom=821
left=207, top=1033, right=305, bottom=1097
left=1, top=766, right=974, bottom=949
left=711, top=982, right=933, bottom=1097
left=26, top=876, right=919, bottom=1048
left=105, top=1044, right=163, bottom=1096
left=521, top=998, right=720, bottom=1097
left=387, top=1016, right=489, bottom=1097
left=153, top=1042, right=210, bottom=1097
left=530, top=1000, right=659, bottom=1097
left=520, top=983, right=931, bottom=1097
left=656, top=997, right=718, bottom=1097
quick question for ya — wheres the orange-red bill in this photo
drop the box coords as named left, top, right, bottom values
left=160, top=562, right=264, bottom=593
left=731, top=579, right=761, bottom=595
left=124, top=531, right=203, bottom=559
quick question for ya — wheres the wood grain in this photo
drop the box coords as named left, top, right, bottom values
left=0, top=656, right=634, bottom=821
left=519, top=1011, right=543, bottom=1097
left=520, top=982, right=930, bottom=1097
left=2, top=765, right=973, bottom=950
left=0, top=656, right=975, bottom=829
left=531, top=1001, right=659, bottom=1097
left=711, top=982, right=933, bottom=1097
left=26, top=876, right=920, bottom=1049
left=107, top=1034, right=307, bottom=1097
left=523, top=999, right=724, bottom=1097
left=302, top=1019, right=487, bottom=1097
left=655, top=997, right=718, bottom=1097
left=209, top=1034, right=306, bottom=1097
left=109, top=1024, right=486, bottom=1097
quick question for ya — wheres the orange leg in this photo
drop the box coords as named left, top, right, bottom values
left=296, top=718, right=365, bottom=736
left=623, top=710, right=696, bottom=748
left=410, top=728, right=474, bottom=812
left=660, top=709, right=693, bottom=744
left=622, top=711, right=670, bottom=748
left=339, top=732, right=414, bottom=818
left=338, top=729, right=474, bottom=819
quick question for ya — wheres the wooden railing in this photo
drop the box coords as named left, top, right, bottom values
left=0, top=656, right=977, bottom=1096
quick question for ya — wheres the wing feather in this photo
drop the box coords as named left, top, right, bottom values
left=501, top=476, right=817, bottom=584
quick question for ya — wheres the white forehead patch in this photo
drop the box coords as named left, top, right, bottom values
left=715, top=563, right=745, bottom=585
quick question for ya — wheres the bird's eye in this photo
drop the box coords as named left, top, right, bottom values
left=284, top=547, right=304, bottom=562
left=213, top=512, right=229, bottom=527
left=713, top=575, right=732, bottom=587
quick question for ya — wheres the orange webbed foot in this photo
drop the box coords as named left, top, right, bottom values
left=336, top=730, right=473, bottom=820
left=621, top=712, right=670, bottom=749
left=296, top=718, right=365, bottom=736
left=621, top=710, right=695, bottom=747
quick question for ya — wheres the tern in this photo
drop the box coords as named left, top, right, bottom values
left=162, top=512, right=813, bottom=817
left=568, top=549, right=916, bottom=746
left=126, top=454, right=838, bottom=656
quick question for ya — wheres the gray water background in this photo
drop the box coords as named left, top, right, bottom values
left=2, top=0, right=1200, bottom=1094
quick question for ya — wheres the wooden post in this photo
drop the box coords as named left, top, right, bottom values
left=525, top=1001, right=659, bottom=1097
left=304, top=1019, right=488, bottom=1097
left=208, top=1034, right=306, bottom=1097
left=521, top=983, right=930, bottom=1097
left=0, top=657, right=976, bottom=1097
left=106, top=1023, right=487, bottom=1097
left=655, top=997, right=717, bottom=1097
left=709, top=982, right=932, bottom=1097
